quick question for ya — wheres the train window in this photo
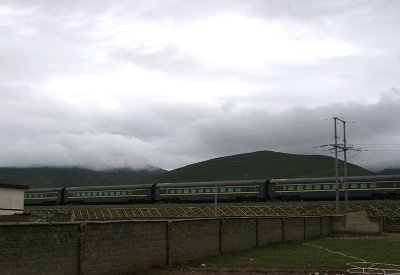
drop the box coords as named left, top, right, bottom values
left=236, top=187, right=241, bottom=192
left=314, top=185, right=321, bottom=190
left=205, top=188, right=211, bottom=193
left=103, top=192, right=109, bottom=196
left=323, top=185, right=330, bottom=190
left=110, top=192, right=115, bottom=196
left=177, top=189, right=182, bottom=194
left=351, top=184, right=358, bottom=189
left=170, top=190, right=176, bottom=194
left=220, top=188, right=226, bottom=192
left=297, top=186, right=304, bottom=190
left=360, top=184, right=367, bottom=189
left=228, top=188, right=234, bottom=192
left=198, top=189, right=204, bottom=193
left=191, top=189, right=196, bottom=193
left=370, top=183, right=377, bottom=188
left=305, top=185, right=312, bottom=190
left=183, top=189, right=189, bottom=194
left=288, top=186, right=295, bottom=191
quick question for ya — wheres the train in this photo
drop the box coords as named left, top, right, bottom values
left=24, top=174, right=400, bottom=205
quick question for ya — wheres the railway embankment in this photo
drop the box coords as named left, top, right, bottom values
left=0, top=216, right=330, bottom=274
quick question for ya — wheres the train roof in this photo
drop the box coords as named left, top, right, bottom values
left=270, top=174, right=400, bottom=184
left=156, top=179, right=267, bottom=187
left=25, top=187, right=64, bottom=192
left=65, top=184, right=154, bottom=191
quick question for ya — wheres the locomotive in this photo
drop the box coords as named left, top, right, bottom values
left=24, top=174, right=400, bottom=205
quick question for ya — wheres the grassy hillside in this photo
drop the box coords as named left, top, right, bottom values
left=378, top=168, right=400, bottom=175
left=151, top=151, right=372, bottom=183
left=0, top=167, right=165, bottom=188
left=1, top=151, right=374, bottom=188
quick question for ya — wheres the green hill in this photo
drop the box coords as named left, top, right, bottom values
left=150, top=151, right=373, bottom=183
left=0, top=151, right=373, bottom=188
left=378, top=168, right=400, bottom=175
left=0, top=167, right=165, bottom=188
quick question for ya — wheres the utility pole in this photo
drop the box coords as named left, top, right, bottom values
left=343, top=121, right=349, bottom=212
left=321, top=118, right=358, bottom=214
left=334, top=118, right=340, bottom=214
left=333, top=117, right=348, bottom=214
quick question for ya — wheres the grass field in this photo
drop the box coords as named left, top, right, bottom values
left=148, top=235, right=400, bottom=274
left=206, top=235, right=400, bottom=268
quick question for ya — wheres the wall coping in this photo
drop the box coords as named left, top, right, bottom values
left=0, top=215, right=330, bottom=227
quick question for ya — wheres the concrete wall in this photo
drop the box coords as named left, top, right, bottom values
left=0, top=216, right=330, bottom=274
left=331, top=210, right=383, bottom=234
left=257, top=217, right=283, bottom=246
left=169, top=219, right=220, bottom=265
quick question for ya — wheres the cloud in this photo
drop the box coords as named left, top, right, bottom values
left=0, top=1, right=399, bottom=172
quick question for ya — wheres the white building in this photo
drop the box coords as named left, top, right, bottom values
left=0, top=183, right=29, bottom=215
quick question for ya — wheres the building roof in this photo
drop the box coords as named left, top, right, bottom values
left=0, top=183, right=29, bottom=190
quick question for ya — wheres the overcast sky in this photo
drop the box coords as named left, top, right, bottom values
left=1, top=0, right=400, bottom=172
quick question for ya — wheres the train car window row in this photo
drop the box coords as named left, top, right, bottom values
left=162, top=186, right=251, bottom=194
left=71, top=190, right=146, bottom=197
left=281, top=183, right=392, bottom=191
left=25, top=193, right=56, bottom=198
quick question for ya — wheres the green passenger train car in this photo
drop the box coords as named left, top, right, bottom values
left=269, top=174, right=400, bottom=201
left=24, top=187, right=65, bottom=205
left=154, top=180, right=268, bottom=202
left=64, top=184, right=154, bottom=204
